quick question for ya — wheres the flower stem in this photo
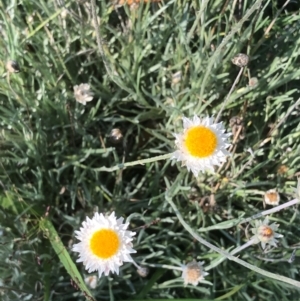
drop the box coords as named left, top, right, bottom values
left=215, top=67, right=244, bottom=123
left=205, top=238, right=257, bottom=271
left=230, top=238, right=257, bottom=255
left=199, top=198, right=300, bottom=233
left=95, top=153, right=172, bottom=172
left=142, top=262, right=183, bottom=271
left=240, top=198, right=300, bottom=224
left=132, top=260, right=142, bottom=270
left=166, top=194, right=300, bottom=287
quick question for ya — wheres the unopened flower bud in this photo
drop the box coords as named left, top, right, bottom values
left=109, top=128, right=123, bottom=144
left=137, top=266, right=149, bottom=277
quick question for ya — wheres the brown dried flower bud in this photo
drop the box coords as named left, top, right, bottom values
left=181, top=260, right=208, bottom=286
left=264, top=189, right=280, bottom=206
left=231, top=53, right=249, bottom=67
left=249, top=77, right=258, bottom=87
left=251, top=218, right=283, bottom=250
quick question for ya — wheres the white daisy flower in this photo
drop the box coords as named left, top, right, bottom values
left=73, top=83, right=94, bottom=105
left=172, top=115, right=231, bottom=176
left=72, top=212, right=136, bottom=277
left=181, top=260, right=209, bottom=286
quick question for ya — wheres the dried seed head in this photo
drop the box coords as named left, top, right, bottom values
left=229, top=116, right=243, bottom=127
left=249, top=77, right=258, bottom=87
left=6, top=60, right=20, bottom=73
left=109, top=128, right=123, bottom=144
left=264, top=189, right=280, bottom=206
left=232, top=53, right=249, bottom=67
left=229, top=116, right=245, bottom=141
left=277, top=165, right=288, bottom=175
left=181, top=260, right=208, bottom=286
left=251, top=218, right=283, bottom=250
left=137, top=266, right=149, bottom=277
left=73, top=83, right=93, bottom=105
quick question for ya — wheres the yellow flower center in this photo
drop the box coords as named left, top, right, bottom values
left=90, top=229, right=120, bottom=259
left=184, top=126, right=218, bottom=158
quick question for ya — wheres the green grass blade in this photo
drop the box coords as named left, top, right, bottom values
left=39, top=218, right=96, bottom=301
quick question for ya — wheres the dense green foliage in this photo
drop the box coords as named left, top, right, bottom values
left=1, top=0, right=300, bottom=300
